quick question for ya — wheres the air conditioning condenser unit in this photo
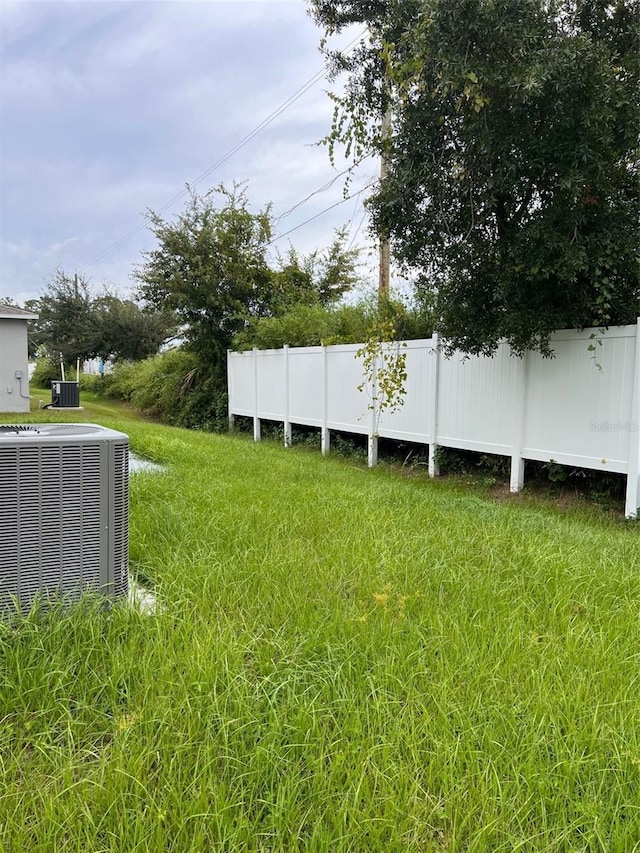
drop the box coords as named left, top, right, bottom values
left=50, top=381, right=80, bottom=408
left=0, top=423, right=129, bottom=614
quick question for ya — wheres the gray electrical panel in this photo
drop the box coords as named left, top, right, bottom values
left=0, top=423, right=129, bottom=613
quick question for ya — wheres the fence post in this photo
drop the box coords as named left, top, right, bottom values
left=283, top=346, right=292, bottom=448
left=625, top=318, right=640, bottom=518
left=367, top=348, right=379, bottom=467
left=252, top=347, right=261, bottom=442
left=226, top=349, right=235, bottom=432
left=321, top=345, right=330, bottom=455
left=428, top=333, right=440, bottom=477
left=510, top=350, right=527, bottom=492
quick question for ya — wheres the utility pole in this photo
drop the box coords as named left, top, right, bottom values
left=378, top=104, right=392, bottom=302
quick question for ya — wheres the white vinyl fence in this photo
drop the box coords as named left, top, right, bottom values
left=227, top=322, right=640, bottom=518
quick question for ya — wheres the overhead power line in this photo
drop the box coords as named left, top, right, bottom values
left=272, top=154, right=372, bottom=228
left=79, top=29, right=368, bottom=273
left=80, top=70, right=326, bottom=271
left=268, top=181, right=375, bottom=246
left=347, top=207, right=369, bottom=251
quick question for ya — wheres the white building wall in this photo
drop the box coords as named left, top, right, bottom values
left=0, top=319, right=32, bottom=414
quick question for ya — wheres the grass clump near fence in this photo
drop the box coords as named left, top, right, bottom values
left=1, top=397, right=639, bottom=851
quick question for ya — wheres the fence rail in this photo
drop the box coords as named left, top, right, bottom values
left=228, top=322, right=640, bottom=518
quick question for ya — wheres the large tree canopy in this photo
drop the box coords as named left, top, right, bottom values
left=310, top=0, right=640, bottom=355
left=91, top=293, right=177, bottom=362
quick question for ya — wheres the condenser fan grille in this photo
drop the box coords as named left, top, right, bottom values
left=0, top=426, right=41, bottom=436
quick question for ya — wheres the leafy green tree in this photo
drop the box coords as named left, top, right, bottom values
left=134, top=185, right=365, bottom=375
left=27, top=270, right=175, bottom=366
left=306, top=226, right=364, bottom=305
left=29, top=270, right=95, bottom=364
left=91, top=293, right=177, bottom=362
left=134, top=184, right=275, bottom=373
left=268, top=248, right=320, bottom=316
left=310, top=0, right=640, bottom=355
left=268, top=229, right=363, bottom=314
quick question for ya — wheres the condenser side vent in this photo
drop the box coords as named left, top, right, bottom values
left=112, top=442, right=129, bottom=599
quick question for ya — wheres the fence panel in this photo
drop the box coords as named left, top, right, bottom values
left=436, top=342, right=521, bottom=455
left=326, top=345, right=369, bottom=434
left=256, top=349, right=286, bottom=421
left=523, top=328, right=637, bottom=473
left=378, top=339, right=436, bottom=443
left=227, top=350, right=255, bottom=416
left=289, top=347, right=325, bottom=426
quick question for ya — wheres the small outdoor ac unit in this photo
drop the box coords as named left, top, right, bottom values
left=50, top=381, right=80, bottom=408
left=0, top=423, right=129, bottom=614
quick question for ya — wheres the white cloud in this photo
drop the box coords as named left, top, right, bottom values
left=0, top=59, right=85, bottom=108
left=48, top=236, right=80, bottom=252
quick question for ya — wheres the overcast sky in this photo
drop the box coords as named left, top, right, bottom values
left=0, top=0, right=379, bottom=306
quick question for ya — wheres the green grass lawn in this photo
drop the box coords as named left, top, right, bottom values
left=1, top=394, right=639, bottom=851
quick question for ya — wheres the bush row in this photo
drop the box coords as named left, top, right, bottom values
left=232, top=298, right=433, bottom=351
left=33, top=350, right=227, bottom=431
left=95, top=350, right=227, bottom=430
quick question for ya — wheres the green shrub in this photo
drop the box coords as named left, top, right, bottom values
left=233, top=302, right=374, bottom=350
left=31, top=359, right=69, bottom=388
left=172, top=369, right=228, bottom=431
left=129, top=350, right=200, bottom=419
left=234, top=304, right=333, bottom=350
left=78, top=373, right=105, bottom=394
left=233, top=296, right=434, bottom=351
left=322, top=302, right=376, bottom=345
left=99, top=361, right=139, bottom=401
left=96, top=350, right=226, bottom=430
